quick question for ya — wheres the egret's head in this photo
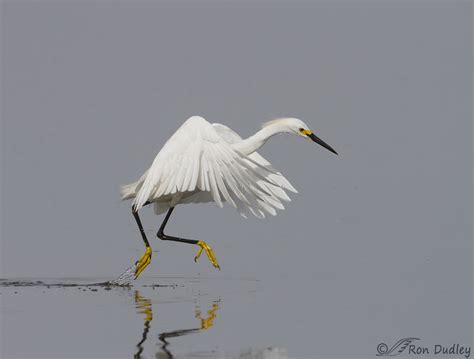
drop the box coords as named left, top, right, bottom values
left=263, top=118, right=338, bottom=155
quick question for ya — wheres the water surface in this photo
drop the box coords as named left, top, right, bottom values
left=1, top=277, right=289, bottom=358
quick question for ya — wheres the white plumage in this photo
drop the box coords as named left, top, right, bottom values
left=121, top=116, right=298, bottom=218
left=113, top=115, right=337, bottom=282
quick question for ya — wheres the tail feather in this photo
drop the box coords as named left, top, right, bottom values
left=121, top=170, right=149, bottom=201
left=120, top=180, right=143, bottom=200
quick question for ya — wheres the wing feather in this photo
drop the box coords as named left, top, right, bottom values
left=206, top=151, right=223, bottom=207
left=201, top=152, right=210, bottom=191
left=209, top=147, right=236, bottom=208
left=188, top=139, right=201, bottom=191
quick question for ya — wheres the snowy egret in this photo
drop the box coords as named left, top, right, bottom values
left=121, top=116, right=337, bottom=278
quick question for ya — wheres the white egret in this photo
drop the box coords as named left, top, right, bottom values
left=121, top=115, right=337, bottom=278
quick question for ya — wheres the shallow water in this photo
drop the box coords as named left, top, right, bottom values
left=1, top=274, right=471, bottom=359
left=0, top=277, right=288, bottom=358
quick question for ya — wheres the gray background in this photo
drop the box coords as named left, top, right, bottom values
left=1, top=1, right=472, bottom=358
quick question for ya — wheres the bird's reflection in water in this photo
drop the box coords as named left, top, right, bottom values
left=133, top=290, right=220, bottom=359
left=134, top=291, right=154, bottom=358
left=157, top=302, right=219, bottom=359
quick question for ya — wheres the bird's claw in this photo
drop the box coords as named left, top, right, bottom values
left=194, top=240, right=220, bottom=270
left=134, top=247, right=152, bottom=279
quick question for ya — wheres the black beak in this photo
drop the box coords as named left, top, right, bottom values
left=308, top=133, right=338, bottom=155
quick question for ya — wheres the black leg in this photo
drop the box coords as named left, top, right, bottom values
left=132, top=208, right=152, bottom=278
left=157, top=207, right=198, bottom=245
left=156, top=207, right=220, bottom=269
left=133, top=209, right=151, bottom=248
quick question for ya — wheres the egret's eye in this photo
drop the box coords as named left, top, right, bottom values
left=299, top=128, right=305, bottom=132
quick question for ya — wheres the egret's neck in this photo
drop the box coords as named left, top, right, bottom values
left=232, top=124, right=288, bottom=156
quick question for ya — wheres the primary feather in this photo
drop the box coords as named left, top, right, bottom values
left=122, top=116, right=297, bottom=218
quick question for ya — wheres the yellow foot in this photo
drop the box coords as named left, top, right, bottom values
left=134, top=246, right=152, bottom=279
left=195, top=303, right=219, bottom=330
left=194, top=240, right=220, bottom=270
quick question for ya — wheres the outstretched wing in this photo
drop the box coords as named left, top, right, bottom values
left=132, top=116, right=292, bottom=218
